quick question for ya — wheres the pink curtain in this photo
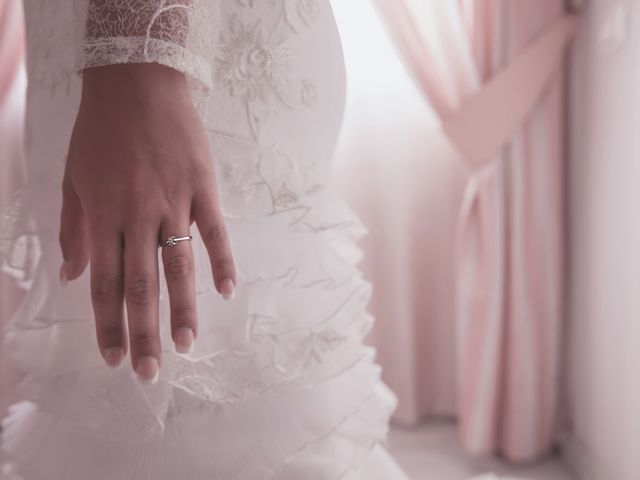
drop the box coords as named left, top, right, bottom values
left=372, top=0, right=575, bottom=462
left=0, top=0, right=26, bottom=197
left=0, top=0, right=27, bottom=419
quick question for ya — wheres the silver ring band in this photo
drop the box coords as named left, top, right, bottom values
left=160, top=235, right=193, bottom=247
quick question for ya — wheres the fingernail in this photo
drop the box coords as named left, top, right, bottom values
left=221, top=279, right=235, bottom=300
left=103, top=347, right=124, bottom=368
left=174, top=327, right=195, bottom=354
left=135, top=356, right=159, bottom=385
left=59, top=261, right=69, bottom=286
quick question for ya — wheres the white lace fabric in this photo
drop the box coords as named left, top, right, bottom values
left=77, top=0, right=217, bottom=89
left=1, top=1, right=404, bottom=479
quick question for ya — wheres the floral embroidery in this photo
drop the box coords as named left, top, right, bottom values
left=216, top=16, right=291, bottom=104
left=273, top=183, right=299, bottom=209
left=212, top=1, right=323, bottom=211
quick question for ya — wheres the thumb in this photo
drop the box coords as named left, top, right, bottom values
left=58, top=174, right=90, bottom=285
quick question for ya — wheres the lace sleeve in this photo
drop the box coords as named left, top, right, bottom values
left=75, top=0, right=219, bottom=90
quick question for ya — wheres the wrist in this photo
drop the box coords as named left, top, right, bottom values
left=80, top=63, right=190, bottom=107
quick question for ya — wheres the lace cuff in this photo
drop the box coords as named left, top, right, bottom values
left=75, top=0, right=218, bottom=90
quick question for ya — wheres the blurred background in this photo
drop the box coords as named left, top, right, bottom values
left=1, top=0, right=639, bottom=479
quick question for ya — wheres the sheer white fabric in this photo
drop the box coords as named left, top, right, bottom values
left=78, top=0, right=217, bottom=89
left=0, top=1, right=407, bottom=479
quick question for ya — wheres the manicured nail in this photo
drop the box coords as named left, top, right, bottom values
left=135, top=356, right=159, bottom=385
left=221, top=279, right=235, bottom=300
left=103, top=347, right=124, bottom=368
left=174, top=327, right=195, bottom=354
left=59, top=261, right=69, bottom=286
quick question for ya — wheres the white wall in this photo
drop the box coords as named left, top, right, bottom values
left=567, top=1, right=640, bottom=479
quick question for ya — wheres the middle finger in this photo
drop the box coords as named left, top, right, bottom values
left=124, top=226, right=161, bottom=384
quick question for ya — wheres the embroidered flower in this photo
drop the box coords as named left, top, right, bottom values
left=273, top=183, right=299, bottom=209
left=217, top=16, right=291, bottom=103
left=256, top=146, right=304, bottom=210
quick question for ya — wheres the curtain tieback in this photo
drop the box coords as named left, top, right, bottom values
left=443, top=14, right=578, bottom=170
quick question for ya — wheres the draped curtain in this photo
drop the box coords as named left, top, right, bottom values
left=365, top=0, right=575, bottom=462
left=0, top=0, right=27, bottom=418
left=0, top=1, right=26, bottom=206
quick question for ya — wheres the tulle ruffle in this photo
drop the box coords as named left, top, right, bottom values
left=1, top=362, right=396, bottom=479
left=1, top=187, right=397, bottom=479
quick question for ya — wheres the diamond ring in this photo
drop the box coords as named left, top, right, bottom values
left=160, top=235, right=193, bottom=248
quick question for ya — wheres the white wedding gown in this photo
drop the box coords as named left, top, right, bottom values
left=0, top=1, right=409, bottom=479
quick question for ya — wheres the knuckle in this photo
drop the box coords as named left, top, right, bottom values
left=97, top=325, right=123, bottom=346
left=165, top=254, right=192, bottom=280
left=122, top=178, right=148, bottom=203
left=171, top=305, right=196, bottom=324
left=131, top=331, right=158, bottom=350
left=126, top=273, right=157, bottom=306
left=204, top=224, right=226, bottom=245
left=188, top=163, right=214, bottom=188
left=88, top=219, right=107, bottom=238
left=214, top=258, right=234, bottom=274
left=92, top=274, right=121, bottom=305
left=124, top=209, right=157, bottom=230
left=161, top=186, right=185, bottom=209
left=88, top=215, right=116, bottom=239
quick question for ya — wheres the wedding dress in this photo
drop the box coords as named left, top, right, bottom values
left=0, top=1, right=409, bottom=479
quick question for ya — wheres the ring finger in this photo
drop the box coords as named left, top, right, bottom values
left=160, top=216, right=197, bottom=354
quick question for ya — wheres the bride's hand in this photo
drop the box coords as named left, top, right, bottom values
left=58, top=63, right=236, bottom=383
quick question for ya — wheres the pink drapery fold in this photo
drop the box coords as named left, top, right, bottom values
left=373, top=0, right=479, bottom=118
left=444, top=14, right=576, bottom=168
left=0, top=0, right=27, bottom=419
left=374, top=0, right=572, bottom=461
left=0, top=0, right=26, bottom=190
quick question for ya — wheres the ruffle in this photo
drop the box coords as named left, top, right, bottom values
left=2, top=361, right=396, bottom=480
left=1, top=187, right=396, bottom=479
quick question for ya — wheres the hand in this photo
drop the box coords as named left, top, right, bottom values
left=59, top=63, right=236, bottom=383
